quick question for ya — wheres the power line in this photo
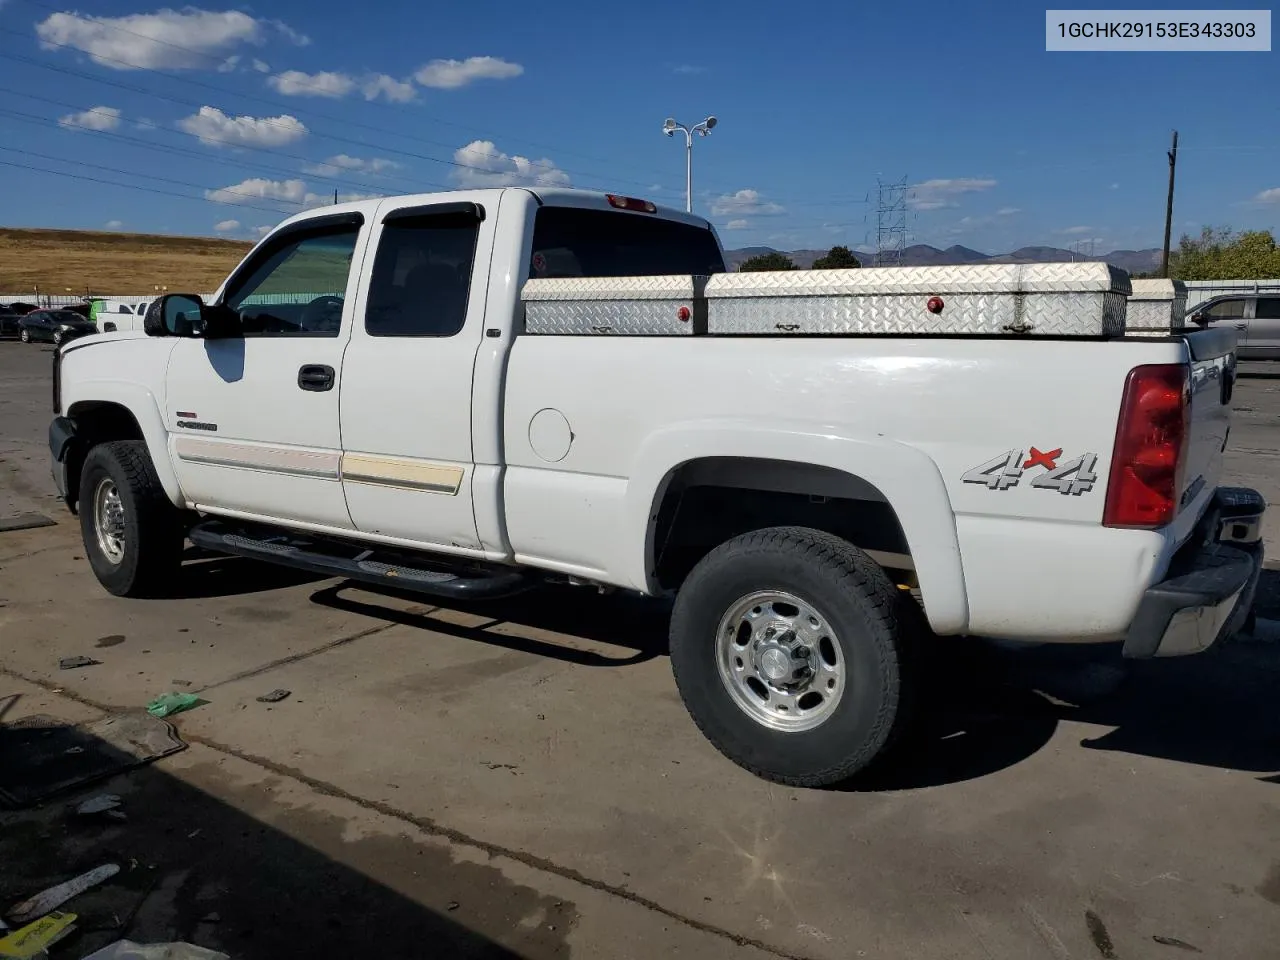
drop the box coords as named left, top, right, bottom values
left=8, top=0, right=683, bottom=188
left=0, top=144, right=318, bottom=211
left=0, top=156, right=291, bottom=215
left=0, top=90, right=455, bottom=196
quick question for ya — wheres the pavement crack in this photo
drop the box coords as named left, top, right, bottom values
left=0, top=663, right=818, bottom=960
left=195, top=619, right=404, bottom=694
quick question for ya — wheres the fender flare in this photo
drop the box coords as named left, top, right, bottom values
left=622, top=419, right=969, bottom=635
left=65, top=379, right=183, bottom=506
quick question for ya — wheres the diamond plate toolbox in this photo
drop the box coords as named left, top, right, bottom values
left=705, top=263, right=1132, bottom=337
left=1126, top=278, right=1187, bottom=336
left=522, top=275, right=705, bottom=335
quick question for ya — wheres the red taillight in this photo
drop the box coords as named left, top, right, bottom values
left=1103, top=363, right=1190, bottom=529
left=606, top=194, right=657, bottom=213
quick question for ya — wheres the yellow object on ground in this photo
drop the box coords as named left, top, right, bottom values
left=0, top=912, right=77, bottom=959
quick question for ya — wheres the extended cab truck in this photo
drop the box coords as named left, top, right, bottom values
left=48, top=188, right=1266, bottom=787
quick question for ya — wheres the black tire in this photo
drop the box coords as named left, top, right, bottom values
left=78, top=440, right=183, bottom=597
left=669, top=526, right=918, bottom=787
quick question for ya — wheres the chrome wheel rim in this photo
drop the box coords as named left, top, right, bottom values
left=93, top=477, right=126, bottom=564
left=715, top=590, right=845, bottom=732
left=52, top=331, right=63, bottom=345
left=20, top=329, right=29, bottom=342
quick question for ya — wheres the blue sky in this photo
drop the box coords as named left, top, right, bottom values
left=0, top=0, right=1276, bottom=253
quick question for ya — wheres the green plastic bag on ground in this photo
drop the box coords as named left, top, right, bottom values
left=146, top=693, right=201, bottom=718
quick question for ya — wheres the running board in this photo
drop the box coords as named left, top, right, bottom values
left=187, top=520, right=533, bottom=600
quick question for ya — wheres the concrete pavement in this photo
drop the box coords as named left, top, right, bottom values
left=3, top=342, right=1279, bottom=959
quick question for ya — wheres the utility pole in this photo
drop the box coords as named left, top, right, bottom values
left=1160, top=130, right=1178, bottom=278
left=333, top=188, right=338, bottom=205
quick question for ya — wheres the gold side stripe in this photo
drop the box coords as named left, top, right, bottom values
left=340, top=453, right=464, bottom=496
left=174, top=437, right=340, bottom=479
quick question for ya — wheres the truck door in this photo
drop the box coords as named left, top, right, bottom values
left=165, top=211, right=367, bottom=528
left=1250, top=296, right=1280, bottom=359
left=338, top=197, right=495, bottom=553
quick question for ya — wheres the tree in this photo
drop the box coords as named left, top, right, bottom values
left=811, top=245, right=862, bottom=270
left=1169, top=226, right=1280, bottom=281
left=739, top=252, right=796, bottom=272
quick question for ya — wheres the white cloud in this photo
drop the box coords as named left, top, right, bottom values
left=908, top=178, right=997, bottom=210
left=725, top=219, right=750, bottom=230
left=268, top=70, right=356, bottom=98
left=216, top=55, right=239, bottom=73
left=104, top=220, right=123, bottom=230
left=1253, top=187, right=1280, bottom=204
left=996, top=207, right=1021, bottom=216
left=35, top=9, right=306, bottom=71
left=362, top=73, right=416, bottom=103
left=415, top=56, right=523, bottom=89
left=1058, top=225, right=1094, bottom=235
left=673, top=64, right=707, bottom=75
left=271, top=21, right=310, bottom=47
left=711, top=189, right=785, bottom=217
left=252, top=59, right=271, bottom=73
left=303, top=154, right=399, bottom=176
left=1110, top=183, right=1120, bottom=190
left=451, top=140, right=569, bottom=188
left=213, top=219, right=241, bottom=233
left=58, top=106, right=121, bottom=132
left=179, top=106, right=307, bottom=148
left=251, top=224, right=273, bottom=238
left=205, top=177, right=306, bottom=206
left=134, top=117, right=159, bottom=131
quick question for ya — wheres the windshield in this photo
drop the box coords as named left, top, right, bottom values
left=529, top=207, right=725, bottom=278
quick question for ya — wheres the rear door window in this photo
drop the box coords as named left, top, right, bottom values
left=529, top=207, right=725, bottom=279
left=1256, top=297, right=1280, bottom=320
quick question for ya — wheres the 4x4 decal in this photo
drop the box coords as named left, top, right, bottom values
left=962, top=447, right=1098, bottom=495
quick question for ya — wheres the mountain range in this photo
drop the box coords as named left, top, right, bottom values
left=724, top=244, right=1163, bottom=275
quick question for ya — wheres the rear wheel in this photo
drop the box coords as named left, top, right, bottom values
left=78, top=440, right=183, bottom=597
left=669, top=526, right=918, bottom=786
left=19, top=328, right=30, bottom=343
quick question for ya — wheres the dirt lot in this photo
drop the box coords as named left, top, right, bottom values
left=2, top=341, right=1279, bottom=959
left=0, top=227, right=252, bottom=294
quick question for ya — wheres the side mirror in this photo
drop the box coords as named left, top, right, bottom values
left=1190, top=312, right=1208, bottom=326
left=143, top=294, right=241, bottom=339
left=144, top=294, right=204, bottom=337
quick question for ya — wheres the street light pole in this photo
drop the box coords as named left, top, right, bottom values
left=663, top=116, right=717, bottom=213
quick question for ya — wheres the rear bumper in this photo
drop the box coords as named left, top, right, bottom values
left=1123, top=486, right=1266, bottom=658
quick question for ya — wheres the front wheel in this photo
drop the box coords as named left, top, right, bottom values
left=52, top=330, right=63, bottom=346
left=78, top=440, right=183, bottom=597
left=19, top=328, right=30, bottom=343
left=669, top=527, right=917, bottom=787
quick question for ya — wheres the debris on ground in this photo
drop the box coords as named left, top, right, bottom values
left=0, top=911, right=77, bottom=958
left=255, top=689, right=290, bottom=704
left=0, top=513, right=56, bottom=534
left=146, top=694, right=202, bottom=718
left=58, top=656, right=101, bottom=670
left=82, top=941, right=229, bottom=960
left=6, top=863, right=120, bottom=924
left=75, top=794, right=123, bottom=817
left=1153, top=935, right=1203, bottom=952
left=0, top=714, right=186, bottom=808
left=170, top=680, right=192, bottom=688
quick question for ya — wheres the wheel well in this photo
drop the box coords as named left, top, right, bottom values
left=650, top=458, right=913, bottom=592
left=64, top=401, right=145, bottom=510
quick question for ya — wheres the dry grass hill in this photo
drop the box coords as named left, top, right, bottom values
left=0, top=227, right=253, bottom=295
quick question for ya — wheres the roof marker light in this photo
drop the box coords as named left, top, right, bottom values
left=606, top=194, right=657, bottom=214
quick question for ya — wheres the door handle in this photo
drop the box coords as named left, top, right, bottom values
left=1235, top=323, right=1248, bottom=331
left=297, top=364, right=335, bottom=392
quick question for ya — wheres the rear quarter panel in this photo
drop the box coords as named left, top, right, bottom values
left=503, top=334, right=1196, bottom=639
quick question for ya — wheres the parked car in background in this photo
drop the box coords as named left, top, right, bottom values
left=18, top=310, right=98, bottom=345
left=1188, top=294, right=1280, bottom=360
left=0, top=307, right=22, bottom=338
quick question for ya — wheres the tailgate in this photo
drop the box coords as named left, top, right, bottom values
left=1175, top=327, right=1237, bottom=537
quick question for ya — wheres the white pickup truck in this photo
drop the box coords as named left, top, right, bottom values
left=49, top=187, right=1265, bottom=786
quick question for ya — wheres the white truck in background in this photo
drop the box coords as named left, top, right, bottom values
left=48, top=187, right=1265, bottom=786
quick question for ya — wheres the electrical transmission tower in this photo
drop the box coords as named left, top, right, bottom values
left=874, top=176, right=908, bottom=267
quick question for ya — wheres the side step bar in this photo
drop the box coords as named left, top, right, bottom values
left=188, top=520, right=533, bottom=600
